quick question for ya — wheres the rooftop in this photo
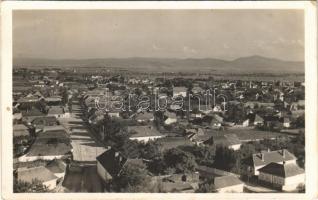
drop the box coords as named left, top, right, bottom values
left=17, top=166, right=58, bottom=183
left=128, top=126, right=164, bottom=138
left=252, top=149, right=296, bottom=167
left=213, top=175, right=243, bottom=189
left=258, top=162, right=304, bottom=178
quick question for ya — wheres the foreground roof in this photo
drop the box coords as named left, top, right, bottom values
left=214, top=175, right=243, bottom=189
left=258, top=162, right=304, bottom=178
left=17, top=166, right=58, bottom=183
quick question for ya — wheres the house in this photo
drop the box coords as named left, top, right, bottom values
left=47, top=106, right=70, bottom=118
left=213, top=175, right=244, bottom=193
left=253, top=114, right=264, bottom=126
left=13, top=124, right=30, bottom=139
left=206, top=134, right=241, bottom=150
left=22, top=108, right=46, bottom=122
left=16, top=166, right=59, bottom=190
left=135, top=112, right=154, bottom=123
left=164, top=111, right=177, bottom=125
left=258, top=162, right=305, bottom=191
left=46, top=159, right=67, bottom=179
left=242, top=119, right=249, bottom=127
left=192, top=86, right=204, bottom=94
left=128, top=125, right=166, bottom=143
left=96, top=148, right=129, bottom=182
left=173, top=87, right=187, bottom=97
left=31, top=116, right=59, bottom=132
left=250, top=149, right=297, bottom=176
left=45, top=96, right=62, bottom=105
left=280, top=117, right=291, bottom=128
left=18, top=128, right=71, bottom=162
left=160, top=172, right=200, bottom=193
left=18, top=139, right=72, bottom=162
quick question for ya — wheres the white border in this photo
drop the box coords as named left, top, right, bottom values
left=1, top=1, right=317, bottom=200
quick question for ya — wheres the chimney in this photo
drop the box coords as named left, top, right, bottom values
left=267, top=148, right=270, bottom=152
left=282, top=149, right=286, bottom=158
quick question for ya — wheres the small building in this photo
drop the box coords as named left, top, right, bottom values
left=16, top=166, right=59, bottom=190
left=47, top=106, right=70, bottom=118
left=280, top=117, right=291, bottom=128
left=173, top=87, right=187, bottom=98
left=31, top=116, right=59, bottom=132
left=213, top=175, right=244, bottom=193
left=128, top=125, right=166, bottom=143
left=135, top=112, right=154, bottom=123
left=207, top=134, right=241, bottom=150
left=258, top=162, right=305, bottom=191
left=13, top=124, right=30, bottom=139
left=96, top=149, right=127, bottom=182
left=250, top=149, right=297, bottom=176
left=254, top=114, right=264, bottom=126
left=164, top=111, right=177, bottom=125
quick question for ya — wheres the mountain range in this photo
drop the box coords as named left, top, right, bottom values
left=13, top=55, right=304, bottom=74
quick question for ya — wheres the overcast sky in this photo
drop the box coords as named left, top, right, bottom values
left=13, top=10, right=304, bottom=61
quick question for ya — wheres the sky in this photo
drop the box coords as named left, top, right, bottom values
left=13, top=10, right=304, bottom=61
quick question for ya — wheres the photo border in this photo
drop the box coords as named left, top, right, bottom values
left=1, top=1, right=317, bottom=199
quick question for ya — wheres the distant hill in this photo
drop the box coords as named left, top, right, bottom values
left=13, top=55, right=304, bottom=74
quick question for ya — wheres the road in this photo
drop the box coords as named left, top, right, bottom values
left=58, top=98, right=106, bottom=192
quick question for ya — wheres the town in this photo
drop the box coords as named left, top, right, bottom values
left=12, top=67, right=305, bottom=193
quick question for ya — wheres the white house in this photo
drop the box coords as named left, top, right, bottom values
left=128, top=126, right=166, bottom=143
left=173, top=87, right=187, bottom=97
left=258, top=162, right=305, bottom=191
left=250, top=149, right=297, bottom=176
left=135, top=112, right=154, bottom=123
left=164, top=111, right=178, bottom=125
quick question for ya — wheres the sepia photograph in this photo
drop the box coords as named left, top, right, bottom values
left=1, top=1, right=317, bottom=200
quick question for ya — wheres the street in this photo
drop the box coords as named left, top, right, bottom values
left=58, top=98, right=106, bottom=192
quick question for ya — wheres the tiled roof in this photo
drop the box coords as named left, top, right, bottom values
left=17, top=166, right=58, bottom=183
left=46, top=159, right=67, bottom=174
left=26, top=139, right=72, bottom=156
left=96, top=149, right=127, bottom=177
left=128, top=126, right=164, bottom=138
left=252, top=149, right=296, bottom=167
left=13, top=124, right=30, bottom=137
left=213, top=175, right=243, bottom=189
left=48, top=106, right=64, bottom=115
left=258, top=162, right=304, bottom=178
left=31, top=116, right=58, bottom=126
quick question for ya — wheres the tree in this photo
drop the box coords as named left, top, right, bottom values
left=213, top=145, right=236, bottom=171
left=113, top=160, right=151, bottom=192
left=139, top=141, right=161, bottom=160
left=196, top=181, right=217, bottom=193
left=14, top=179, right=48, bottom=193
left=179, top=145, right=215, bottom=166
left=163, top=148, right=197, bottom=173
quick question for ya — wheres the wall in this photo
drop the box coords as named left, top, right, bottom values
left=97, top=161, right=112, bottom=182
